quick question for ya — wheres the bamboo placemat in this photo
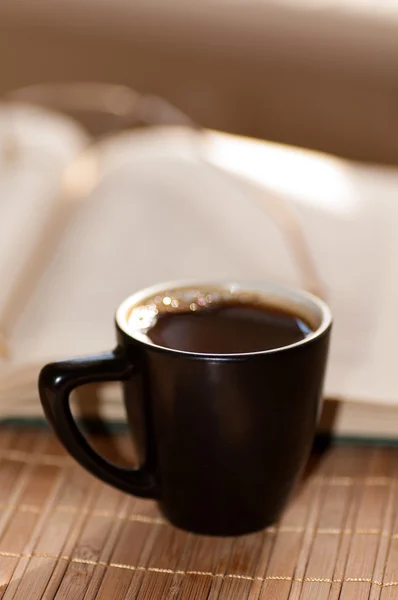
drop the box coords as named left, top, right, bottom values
left=0, top=426, right=397, bottom=599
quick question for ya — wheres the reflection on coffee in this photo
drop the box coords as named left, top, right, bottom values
left=147, top=301, right=311, bottom=353
left=127, top=288, right=313, bottom=354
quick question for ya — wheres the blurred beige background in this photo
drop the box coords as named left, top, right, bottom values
left=1, top=0, right=398, bottom=164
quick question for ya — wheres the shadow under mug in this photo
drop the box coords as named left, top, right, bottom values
left=39, top=280, right=332, bottom=536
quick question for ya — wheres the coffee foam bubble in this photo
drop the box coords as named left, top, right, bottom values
left=124, top=285, right=319, bottom=339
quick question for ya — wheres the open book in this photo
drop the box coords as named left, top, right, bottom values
left=2, top=110, right=398, bottom=439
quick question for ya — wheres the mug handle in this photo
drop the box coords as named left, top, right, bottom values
left=38, top=347, right=158, bottom=498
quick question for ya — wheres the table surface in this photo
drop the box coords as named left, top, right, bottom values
left=0, top=426, right=397, bottom=599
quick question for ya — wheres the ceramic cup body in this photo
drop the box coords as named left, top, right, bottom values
left=39, top=280, right=332, bottom=536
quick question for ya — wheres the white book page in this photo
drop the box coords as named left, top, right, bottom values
left=4, top=127, right=398, bottom=410
left=0, top=104, right=89, bottom=330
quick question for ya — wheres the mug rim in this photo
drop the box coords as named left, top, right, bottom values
left=116, top=279, right=332, bottom=359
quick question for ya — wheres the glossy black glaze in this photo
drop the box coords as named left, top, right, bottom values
left=39, top=304, right=331, bottom=536
left=39, top=349, right=158, bottom=498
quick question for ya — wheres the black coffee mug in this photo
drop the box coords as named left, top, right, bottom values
left=39, top=280, right=332, bottom=536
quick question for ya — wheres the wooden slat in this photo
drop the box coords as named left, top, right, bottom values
left=0, top=427, right=397, bottom=600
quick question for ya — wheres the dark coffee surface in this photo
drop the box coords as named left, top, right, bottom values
left=147, top=301, right=312, bottom=354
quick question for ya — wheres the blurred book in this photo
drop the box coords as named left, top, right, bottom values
left=1, top=121, right=398, bottom=439
left=0, top=103, right=90, bottom=353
